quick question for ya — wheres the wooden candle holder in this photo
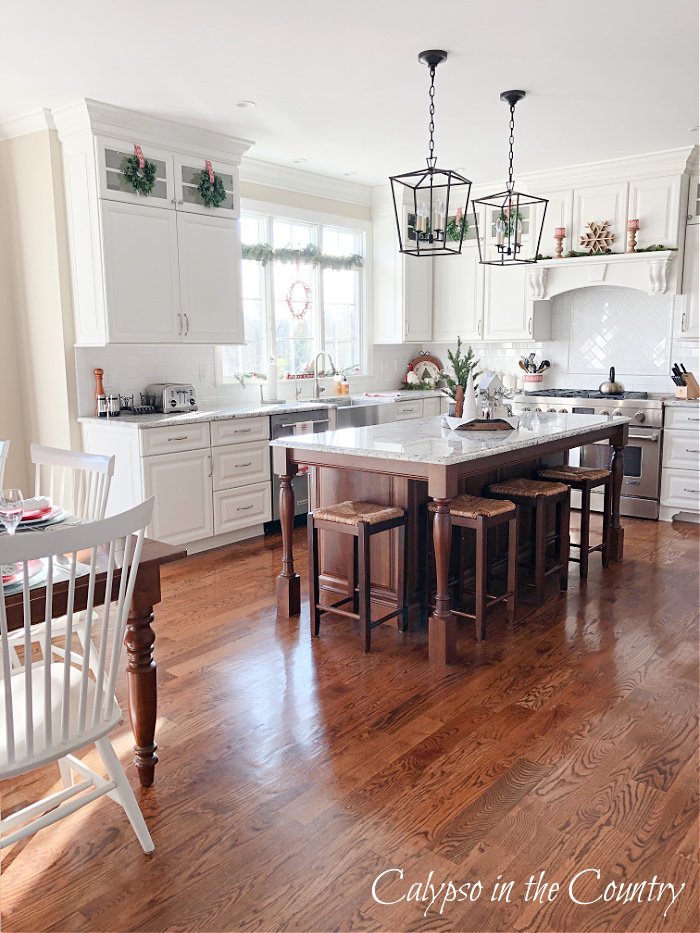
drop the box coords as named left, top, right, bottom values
left=675, top=372, right=700, bottom=399
left=554, top=232, right=565, bottom=259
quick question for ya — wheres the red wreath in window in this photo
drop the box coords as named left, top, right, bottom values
left=286, top=280, right=312, bottom=321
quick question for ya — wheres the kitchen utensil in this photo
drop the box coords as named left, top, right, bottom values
left=518, top=359, right=528, bottom=372
left=599, top=367, right=625, bottom=394
left=537, top=360, right=551, bottom=373
left=107, top=394, right=121, bottom=417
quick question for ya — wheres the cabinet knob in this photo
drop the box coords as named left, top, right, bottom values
left=178, top=199, right=184, bottom=205
left=171, top=198, right=176, bottom=204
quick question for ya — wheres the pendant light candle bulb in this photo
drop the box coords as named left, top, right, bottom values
left=495, top=217, right=505, bottom=246
left=434, top=198, right=445, bottom=232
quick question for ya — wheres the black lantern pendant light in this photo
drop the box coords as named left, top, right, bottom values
left=472, top=90, right=548, bottom=266
left=390, top=51, right=472, bottom=257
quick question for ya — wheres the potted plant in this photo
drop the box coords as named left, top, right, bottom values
left=441, top=337, right=480, bottom=415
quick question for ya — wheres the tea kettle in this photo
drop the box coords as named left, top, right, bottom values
left=599, top=366, right=625, bottom=394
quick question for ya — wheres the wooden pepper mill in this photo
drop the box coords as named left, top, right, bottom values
left=454, top=384, right=465, bottom=418
left=94, top=368, right=105, bottom=415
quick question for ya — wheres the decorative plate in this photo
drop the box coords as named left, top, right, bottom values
left=409, top=352, right=443, bottom=382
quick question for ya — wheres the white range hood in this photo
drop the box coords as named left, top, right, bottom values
left=527, top=250, right=677, bottom=301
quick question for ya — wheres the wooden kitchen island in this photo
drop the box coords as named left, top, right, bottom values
left=271, top=412, right=629, bottom=664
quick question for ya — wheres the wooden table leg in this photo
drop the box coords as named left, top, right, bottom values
left=125, top=564, right=160, bottom=788
left=276, top=462, right=301, bottom=619
left=609, top=442, right=625, bottom=561
left=428, top=498, right=457, bottom=665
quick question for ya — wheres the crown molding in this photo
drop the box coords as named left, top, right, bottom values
left=52, top=98, right=253, bottom=163
left=240, top=158, right=372, bottom=206
left=481, top=146, right=699, bottom=196
left=0, top=108, right=55, bottom=141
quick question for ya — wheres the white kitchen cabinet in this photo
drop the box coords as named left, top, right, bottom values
left=676, top=222, right=699, bottom=339
left=482, top=265, right=551, bottom=341
left=97, top=136, right=174, bottom=208
left=101, top=200, right=182, bottom=343
left=177, top=212, right=244, bottom=343
left=422, top=397, right=443, bottom=418
left=55, top=102, right=252, bottom=346
left=432, top=248, right=484, bottom=342
left=394, top=400, right=424, bottom=420
left=212, top=440, right=270, bottom=490
left=628, top=175, right=681, bottom=247
left=214, top=482, right=271, bottom=535
left=372, top=189, right=433, bottom=344
left=660, top=405, right=700, bottom=522
left=143, top=448, right=214, bottom=545
left=174, top=154, right=238, bottom=217
left=687, top=174, right=700, bottom=224
left=572, top=182, right=628, bottom=249
left=532, top=189, right=573, bottom=254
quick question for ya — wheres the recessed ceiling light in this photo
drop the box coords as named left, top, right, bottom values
left=292, top=158, right=308, bottom=164
left=343, top=171, right=358, bottom=177
left=689, top=125, right=699, bottom=132
left=236, top=100, right=256, bottom=109
left=456, top=166, right=467, bottom=174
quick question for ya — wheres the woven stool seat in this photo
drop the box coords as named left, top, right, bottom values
left=428, top=494, right=516, bottom=520
left=537, top=465, right=611, bottom=484
left=488, top=477, right=568, bottom=499
left=313, top=500, right=404, bottom=527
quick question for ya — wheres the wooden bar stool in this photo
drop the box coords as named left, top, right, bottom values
left=486, top=478, right=571, bottom=606
left=536, top=465, right=612, bottom=581
left=425, top=495, right=518, bottom=641
left=307, top=501, right=408, bottom=652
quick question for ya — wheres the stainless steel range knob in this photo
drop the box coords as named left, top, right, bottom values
left=612, top=409, right=624, bottom=417
left=597, top=408, right=610, bottom=416
left=558, top=408, right=568, bottom=413
left=634, top=410, right=646, bottom=422
left=547, top=407, right=557, bottom=413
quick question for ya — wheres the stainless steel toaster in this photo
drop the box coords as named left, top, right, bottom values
left=144, top=383, right=198, bottom=413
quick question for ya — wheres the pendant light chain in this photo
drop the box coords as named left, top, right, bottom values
left=427, top=64, right=437, bottom=169
left=507, top=102, right=516, bottom=192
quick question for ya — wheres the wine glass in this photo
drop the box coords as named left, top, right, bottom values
left=0, top=489, right=24, bottom=536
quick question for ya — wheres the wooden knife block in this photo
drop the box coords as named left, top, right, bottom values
left=675, top=372, right=700, bottom=399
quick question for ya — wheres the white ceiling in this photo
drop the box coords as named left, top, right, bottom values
left=3, top=0, right=698, bottom=187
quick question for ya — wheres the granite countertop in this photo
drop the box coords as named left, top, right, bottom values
left=77, top=390, right=448, bottom=429
left=271, top=412, right=631, bottom=467
left=663, top=398, right=700, bottom=408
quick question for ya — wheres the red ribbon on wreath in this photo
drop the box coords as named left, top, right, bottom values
left=133, top=144, right=145, bottom=170
left=205, top=159, right=215, bottom=185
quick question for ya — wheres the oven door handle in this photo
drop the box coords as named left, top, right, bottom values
left=628, top=432, right=659, bottom=442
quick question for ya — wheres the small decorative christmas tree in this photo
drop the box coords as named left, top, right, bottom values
left=441, top=337, right=480, bottom=400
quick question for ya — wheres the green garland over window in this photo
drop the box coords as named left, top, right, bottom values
left=242, top=243, right=364, bottom=270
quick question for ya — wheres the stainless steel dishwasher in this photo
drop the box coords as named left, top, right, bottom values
left=268, top=408, right=332, bottom=526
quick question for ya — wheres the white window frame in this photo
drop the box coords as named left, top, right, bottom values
left=216, top=198, right=372, bottom=383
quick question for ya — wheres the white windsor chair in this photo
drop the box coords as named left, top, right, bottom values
left=0, top=498, right=155, bottom=853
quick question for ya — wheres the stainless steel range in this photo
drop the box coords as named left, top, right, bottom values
left=511, top=389, right=664, bottom=519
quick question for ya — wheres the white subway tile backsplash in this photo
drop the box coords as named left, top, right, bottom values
left=73, top=287, right=682, bottom=414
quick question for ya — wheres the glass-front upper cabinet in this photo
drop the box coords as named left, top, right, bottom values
left=173, top=155, right=238, bottom=217
left=97, top=136, right=174, bottom=207
left=688, top=174, right=700, bottom=224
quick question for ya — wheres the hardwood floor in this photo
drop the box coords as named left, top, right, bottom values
left=2, top=515, right=698, bottom=932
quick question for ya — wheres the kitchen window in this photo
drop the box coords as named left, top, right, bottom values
left=219, top=207, right=367, bottom=383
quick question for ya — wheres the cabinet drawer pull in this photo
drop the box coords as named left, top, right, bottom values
left=686, top=449, right=700, bottom=453
left=168, top=435, right=189, bottom=442
left=688, top=418, right=700, bottom=422
left=177, top=313, right=183, bottom=336
left=528, top=317, right=533, bottom=335
left=233, top=427, right=252, bottom=434
left=235, top=462, right=253, bottom=469
left=208, top=455, right=213, bottom=478
left=477, top=319, right=482, bottom=337
left=279, top=419, right=329, bottom=429
left=184, top=313, right=190, bottom=336
left=400, top=407, right=415, bottom=413
left=236, top=504, right=254, bottom=511
left=683, top=488, right=699, bottom=494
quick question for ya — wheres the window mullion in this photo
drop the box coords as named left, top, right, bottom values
left=264, top=216, right=276, bottom=363
left=316, top=225, right=325, bottom=361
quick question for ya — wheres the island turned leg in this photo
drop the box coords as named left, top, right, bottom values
left=429, top=498, right=457, bottom=665
left=276, top=464, right=301, bottom=619
left=609, top=442, right=625, bottom=561
left=125, top=564, right=159, bottom=788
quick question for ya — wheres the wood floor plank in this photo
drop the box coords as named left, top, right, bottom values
left=1, top=517, right=698, bottom=932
